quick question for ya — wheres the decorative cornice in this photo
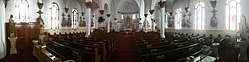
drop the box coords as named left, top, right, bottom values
left=117, top=11, right=139, bottom=14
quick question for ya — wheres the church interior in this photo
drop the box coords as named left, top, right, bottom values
left=0, top=0, right=249, bottom=62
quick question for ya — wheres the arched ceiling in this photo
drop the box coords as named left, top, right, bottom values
left=117, top=0, right=139, bottom=13
left=76, top=0, right=177, bottom=14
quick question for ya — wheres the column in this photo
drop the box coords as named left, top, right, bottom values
left=151, top=19, right=154, bottom=32
left=144, top=14, right=148, bottom=32
left=107, top=14, right=110, bottom=33
left=0, top=0, right=6, bottom=58
left=160, top=1, right=166, bottom=38
left=85, top=1, right=92, bottom=38
left=94, top=15, right=98, bottom=29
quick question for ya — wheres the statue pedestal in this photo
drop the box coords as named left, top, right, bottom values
left=8, top=37, right=17, bottom=54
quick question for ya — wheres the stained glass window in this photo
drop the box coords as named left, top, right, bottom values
left=49, top=2, right=59, bottom=29
left=226, top=0, right=241, bottom=30
left=72, top=8, right=78, bottom=29
left=15, top=0, right=29, bottom=23
left=194, top=2, right=205, bottom=30
left=175, top=8, right=182, bottom=29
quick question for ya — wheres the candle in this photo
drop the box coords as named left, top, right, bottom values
left=39, top=0, right=43, bottom=3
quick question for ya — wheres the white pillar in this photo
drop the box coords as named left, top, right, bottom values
left=95, top=16, right=98, bottom=29
left=152, top=19, right=154, bottom=31
left=144, top=14, right=148, bottom=32
left=0, top=0, right=6, bottom=59
left=160, top=7, right=165, bottom=38
left=158, top=18, right=161, bottom=31
left=85, top=8, right=91, bottom=37
left=107, top=14, right=110, bottom=33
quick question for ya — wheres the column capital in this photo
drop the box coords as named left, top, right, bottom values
left=159, top=1, right=167, bottom=8
left=149, top=10, right=155, bottom=15
left=85, top=1, right=92, bottom=9
left=106, top=14, right=111, bottom=17
left=144, top=14, right=148, bottom=17
left=99, top=10, right=104, bottom=15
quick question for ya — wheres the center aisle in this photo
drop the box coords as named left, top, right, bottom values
left=109, top=33, right=136, bottom=62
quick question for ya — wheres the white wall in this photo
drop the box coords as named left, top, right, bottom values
left=5, top=0, right=87, bottom=34
left=5, top=0, right=39, bottom=23
left=166, top=0, right=249, bottom=40
left=170, top=0, right=248, bottom=30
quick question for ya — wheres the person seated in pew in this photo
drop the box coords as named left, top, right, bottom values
left=213, top=34, right=221, bottom=43
left=218, top=35, right=234, bottom=54
left=204, top=34, right=214, bottom=46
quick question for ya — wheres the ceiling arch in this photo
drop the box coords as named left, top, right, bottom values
left=104, top=4, right=109, bottom=14
left=117, top=0, right=139, bottom=13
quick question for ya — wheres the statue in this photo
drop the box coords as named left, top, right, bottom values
left=37, top=16, right=44, bottom=35
left=8, top=15, right=17, bottom=54
left=9, top=15, right=15, bottom=34
left=239, top=15, right=248, bottom=40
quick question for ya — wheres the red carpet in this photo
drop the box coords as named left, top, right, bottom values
left=110, top=33, right=136, bottom=62
left=0, top=49, right=38, bottom=62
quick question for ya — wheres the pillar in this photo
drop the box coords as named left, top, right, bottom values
left=107, top=14, right=110, bottom=33
left=160, top=1, right=166, bottom=38
left=94, top=15, right=98, bottom=29
left=144, top=14, right=148, bottom=33
left=151, top=19, right=154, bottom=32
left=0, top=0, right=6, bottom=58
left=85, top=1, right=92, bottom=38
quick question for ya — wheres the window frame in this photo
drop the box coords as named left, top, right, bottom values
left=49, top=2, right=59, bottom=29
left=175, top=8, right=182, bottom=29
left=72, top=8, right=78, bottom=29
left=226, top=0, right=241, bottom=30
left=14, top=0, right=30, bottom=23
left=194, top=2, right=205, bottom=30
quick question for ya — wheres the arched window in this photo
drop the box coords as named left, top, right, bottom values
left=194, top=2, right=205, bottom=30
left=72, top=8, right=78, bottom=29
left=15, top=0, right=29, bottom=23
left=226, top=0, right=241, bottom=30
left=49, top=2, right=59, bottom=29
left=175, top=8, right=182, bottom=29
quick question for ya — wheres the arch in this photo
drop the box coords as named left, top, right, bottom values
left=117, top=0, right=140, bottom=13
left=104, top=3, right=109, bottom=14
left=93, top=0, right=102, bottom=9
left=151, top=0, right=161, bottom=10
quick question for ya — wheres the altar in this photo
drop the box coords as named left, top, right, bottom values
left=123, top=16, right=133, bottom=31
